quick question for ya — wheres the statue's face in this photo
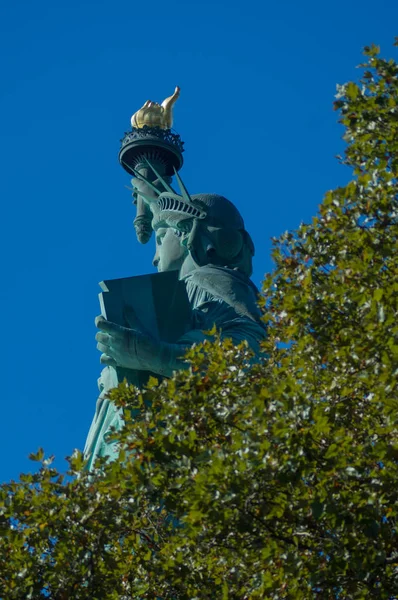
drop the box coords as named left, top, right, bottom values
left=153, top=227, right=188, bottom=272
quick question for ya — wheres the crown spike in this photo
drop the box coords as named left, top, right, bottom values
left=173, top=167, right=192, bottom=204
left=143, top=158, right=175, bottom=194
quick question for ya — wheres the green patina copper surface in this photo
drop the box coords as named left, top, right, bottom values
left=84, top=108, right=265, bottom=469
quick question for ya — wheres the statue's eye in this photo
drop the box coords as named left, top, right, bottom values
left=173, top=229, right=183, bottom=238
left=156, top=232, right=166, bottom=245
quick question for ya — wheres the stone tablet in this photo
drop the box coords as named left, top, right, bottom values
left=99, top=270, right=191, bottom=343
left=98, top=271, right=191, bottom=387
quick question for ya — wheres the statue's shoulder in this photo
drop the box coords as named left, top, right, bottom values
left=184, top=265, right=259, bottom=295
left=184, top=264, right=252, bottom=284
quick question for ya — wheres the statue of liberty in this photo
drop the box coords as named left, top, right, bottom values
left=84, top=90, right=266, bottom=469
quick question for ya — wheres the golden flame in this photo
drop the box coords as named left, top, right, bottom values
left=131, top=86, right=180, bottom=130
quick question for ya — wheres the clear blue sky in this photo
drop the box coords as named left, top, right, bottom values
left=1, top=0, right=396, bottom=482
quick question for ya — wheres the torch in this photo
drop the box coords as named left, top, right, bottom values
left=118, top=87, right=184, bottom=244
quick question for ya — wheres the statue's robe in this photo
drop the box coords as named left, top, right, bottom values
left=83, top=266, right=266, bottom=470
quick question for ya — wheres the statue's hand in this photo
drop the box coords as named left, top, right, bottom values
left=131, top=176, right=173, bottom=206
left=95, top=315, right=190, bottom=377
left=131, top=177, right=157, bottom=204
left=95, top=315, right=155, bottom=370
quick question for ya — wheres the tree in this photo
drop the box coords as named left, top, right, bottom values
left=0, top=42, right=397, bottom=599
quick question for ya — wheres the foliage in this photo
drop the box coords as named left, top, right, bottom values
left=1, top=42, right=397, bottom=599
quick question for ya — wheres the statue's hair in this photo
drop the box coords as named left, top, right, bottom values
left=189, top=194, right=254, bottom=276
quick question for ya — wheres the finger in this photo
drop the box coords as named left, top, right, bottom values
left=100, top=354, right=117, bottom=367
left=95, top=332, right=112, bottom=345
left=95, top=315, right=105, bottom=328
left=95, top=316, right=125, bottom=339
left=131, top=176, right=160, bottom=198
left=131, top=176, right=144, bottom=188
left=97, top=342, right=112, bottom=354
left=131, top=178, right=144, bottom=192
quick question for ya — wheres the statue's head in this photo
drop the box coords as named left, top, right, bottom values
left=135, top=161, right=255, bottom=277
left=154, top=191, right=254, bottom=277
